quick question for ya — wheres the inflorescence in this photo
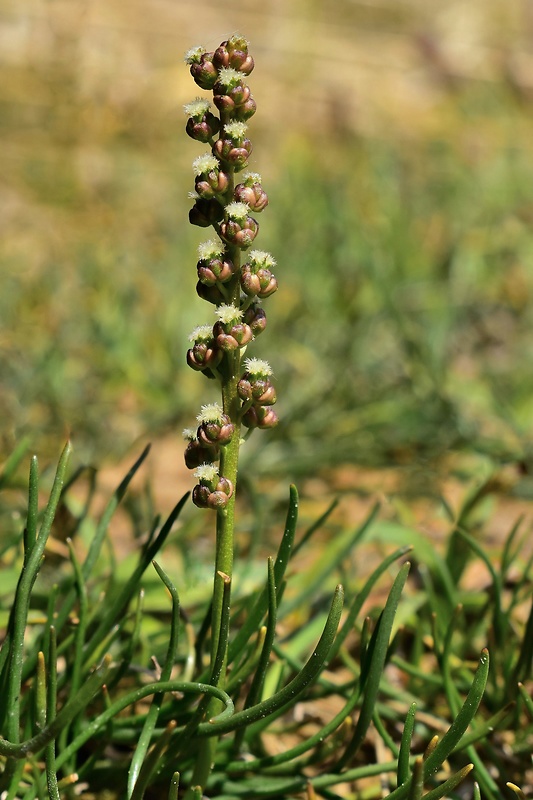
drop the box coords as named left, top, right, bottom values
left=183, top=34, right=278, bottom=510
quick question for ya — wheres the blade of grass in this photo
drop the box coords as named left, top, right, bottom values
left=127, top=561, right=181, bottom=798
left=228, top=484, right=299, bottom=663
left=336, top=562, right=410, bottom=769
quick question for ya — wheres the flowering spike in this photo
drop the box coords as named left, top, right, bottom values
left=184, top=35, right=279, bottom=515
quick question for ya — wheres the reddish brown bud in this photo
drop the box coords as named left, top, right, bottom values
left=213, top=37, right=254, bottom=74
left=186, top=342, right=221, bottom=371
left=196, top=281, right=226, bottom=305
left=197, top=256, right=234, bottom=286
left=195, top=170, right=230, bottom=199
left=238, top=375, right=277, bottom=405
left=242, top=405, right=279, bottom=429
left=219, top=216, right=259, bottom=248
left=240, top=263, right=277, bottom=297
left=190, top=53, right=218, bottom=89
left=197, top=414, right=235, bottom=446
left=213, top=320, right=253, bottom=351
left=189, top=198, right=224, bottom=227
left=186, top=112, right=220, bottom=143
left=234, top=179, right=268, bottom=212
left=212, top=137, right=253, bottom=170
left=243, top=304, right=267, bottom=336
left=184, top=439, right=218, bottom=470
left=233, top=96, right=257, bottom=120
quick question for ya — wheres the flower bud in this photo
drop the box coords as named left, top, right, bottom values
left=243, top=303, right=267, bottom=336
left=234, top=173, right=268, bottom=212
left=212, top=122, right=253, bottom=170
left=213, top=303, right=253, bottom=351
left=186, top=325, right=221, bottom=371
left=184, top=98, right=220, bottom=143
left=242, top=405, right=279, bottom=429
left=238, top=358, right=276, bottom=405
left=189, top=197, right=224, bottom=227
left=196, top=281, right=226, bottom=305
left=240, top=250, right=277, bottom=298
left=213, top=36, right=254, bottom=74
left=233, top=95, right=257, bottom=121
left=213, top=68, right=252, bottom=113
left=212, top=139, right=252, bottom=170
left=197, top=403, right=235, bottom=446
left=192, top=470, right=234, bottom=510
left=185, top=48, right=218, bottom=90
left=196, top=240, right=234, bottom=286
left=219, top=202, right=258, bottom=248
left=192, top=154, right=230, bottom=199
left=183, top=434, right=218, bottom=470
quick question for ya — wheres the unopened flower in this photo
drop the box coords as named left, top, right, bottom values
left=197, top=404, right=235, bottom=446
left=186, top=326, right=221, bottom=371
left=219, top=204, right=259, bottom=247
left=234, top=173, right=268, bottom=211
left=213, top=304, right=251, bottom=351
left=189, top=197, right=224, bottom=227
left=192, top=471, right=234, bottom=510
left=242, top=405, right=279, bottom=429
left=184, top=99, right=220, bottom=143
left=241, top=250, right=277, bottom=297
left=212, top=134, right=252, bottom=170
left=188, top=50, right=218, bottom=90
left=184, top=437, right=218, bottom=470
left=213, top=35, right=254, bottom=74
left=243, top=303, right=267, bottom=336
left=197, top=243, right=234, bottom=285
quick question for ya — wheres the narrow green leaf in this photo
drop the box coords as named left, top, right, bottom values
left=128, top=562, right=180, bottom=798
left=2, top=442, right=71, bottom=747
left=424, top=649, right=489, bottom=779
left=329, top=545, right=411, bottom=663
left=398, top=703, right=417, bottom=786
left=336, top=562, right=410, bottom=768
left=422, top=764, right=474, bottom=800
left=198, top=585, right=344, bottom=738
left=84, top=492, right=188, bottom=662
left=168, top=772, right=180, bottom=800
left=228, top=484, right=299, bottom=663
left=407, top=758, right=423, bottom=800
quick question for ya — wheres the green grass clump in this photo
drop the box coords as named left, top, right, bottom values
left=0, top=441, right=531, bottom=798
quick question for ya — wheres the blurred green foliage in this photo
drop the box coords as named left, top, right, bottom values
left=1, top=2, right=533, bottom=481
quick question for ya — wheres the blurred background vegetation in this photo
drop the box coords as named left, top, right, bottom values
left=1, top=0, right=533, bottom=499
